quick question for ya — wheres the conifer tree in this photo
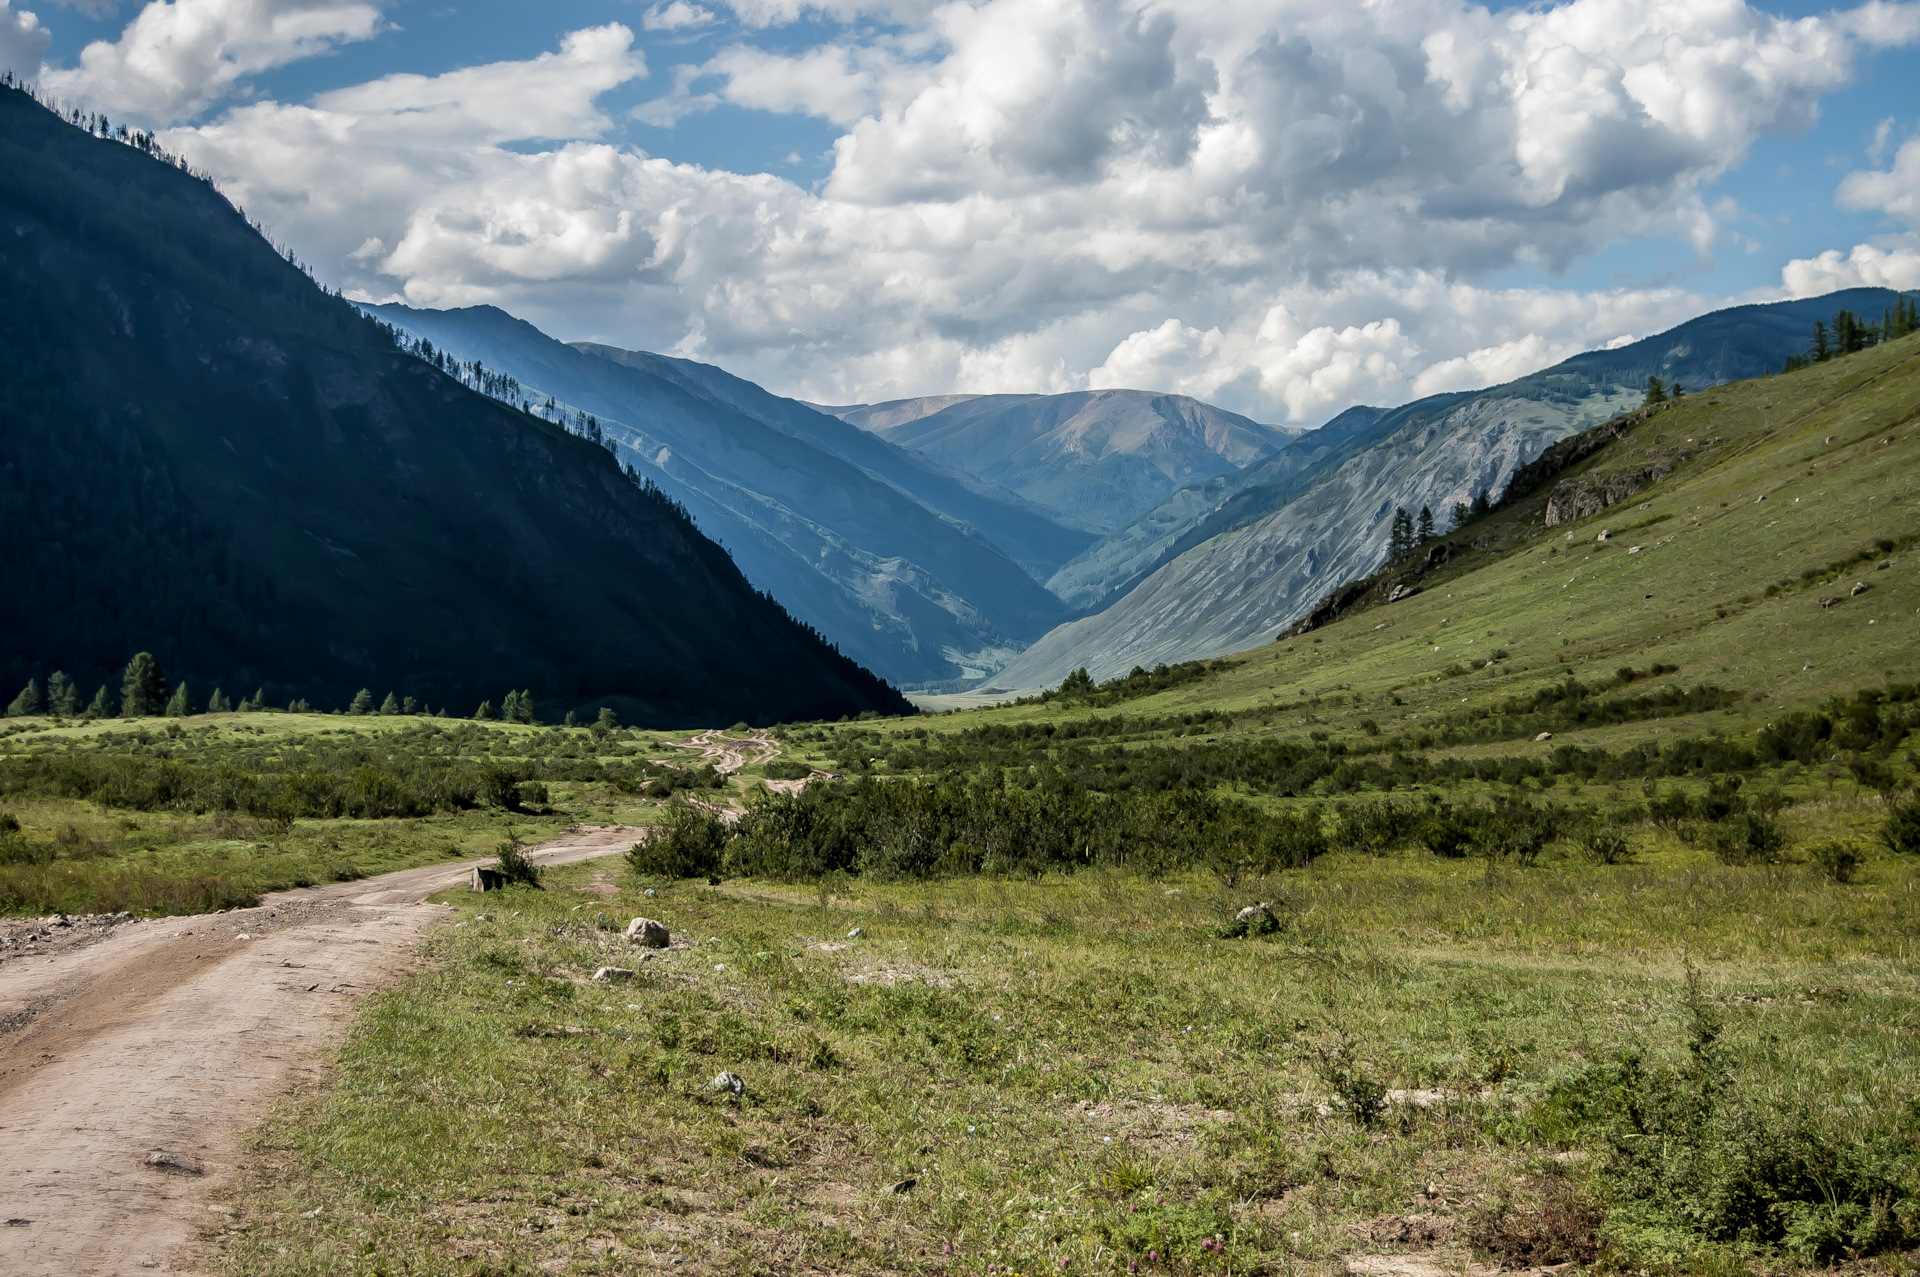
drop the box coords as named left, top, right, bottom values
left=1812, top=320, right=1832, bottom=363
left=402, top=696, right=419, bottom=715
left=564, top=710, right=579, bottom=728
left=1450, top=500, right=1471, bottom=531
left=1387, top=507, right=1415, bottom=561
left=380, top=692, right=401, bottom=715
left=474, top=700, right=498, bottom=721
left=165, top=682, right=192, bottom=717
left=47, top=671, right=77, bottom=718
left=1469, top=489, right=1492, bottom=520
left=121, top=652, right=165, bottom=717
left=86, top=686, right=111, bottom=719
left=1671, top=382, right=1685, bottom=398
left=243, top=688, right=266, bottom=712
left=1417, top=506, right=1435, bottom=542
left=207, top=688, right=232, bottom=714
left=597, top=706, right=619, bottom=732
left=1643, top=375, right=1667, bottom=406
left=506, top=690, right=535, bottom=724
left=348, top=688, right=374, bottom=715
left=7, top=679, right=42, bottom=717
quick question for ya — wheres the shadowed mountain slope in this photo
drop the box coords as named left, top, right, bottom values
left=986, top=288, right=1910, bottom=690
left=0, top=87, right=907, bottom=724
left=364, top=304, right=1078, bottom=691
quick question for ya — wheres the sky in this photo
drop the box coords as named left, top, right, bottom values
left=4, top=0, right=1920, bottom=424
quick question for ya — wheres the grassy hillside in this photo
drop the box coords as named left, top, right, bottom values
left=0, top=87, right=906, bottom=725
left=994, top=287, right=1912, bottom=688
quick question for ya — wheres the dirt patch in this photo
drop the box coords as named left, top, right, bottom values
left=0, top=825, right=640, bottom=1276
left=1072, top=1098, right=1234, bottom=1149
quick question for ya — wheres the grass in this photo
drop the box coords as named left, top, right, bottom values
left=211, top=845, right=1920, bottom=1275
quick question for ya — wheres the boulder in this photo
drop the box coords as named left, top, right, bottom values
left=1851, top=581, right=1871, bottom=596
left=625, top=917, right=670, bottom=947
left=1386, top=583, right=1416, bottom=603
left=1534, top=732, right=1553, bottom=742
left=592, top=967, right=635, bottom=983
left=470, top=867, right=507, bottom=892
left=707, top=1070, right=745, bottom=1096
left=1819, top=596, right=1841, bottom=609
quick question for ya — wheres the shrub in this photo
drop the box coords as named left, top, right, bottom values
left=628, top=800, right=730, bottom=880
left=494, top=835, right=542, bottom=888
left=1809, top=838, right=1863, bottom=883
left=1581, top=828, right=1634, bottom=864
left=1706, top=812, right=1787, bottom=865
left=762, top=759, right=812, bottom=781
left=1883, top=797, right=1920, bottom=856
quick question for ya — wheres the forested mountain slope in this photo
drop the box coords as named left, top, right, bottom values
left=366, top=304, right=1078, bottom=690
left=0, top=87, right=907, bottom=724
left=987, top=288, right=1911, bottom=689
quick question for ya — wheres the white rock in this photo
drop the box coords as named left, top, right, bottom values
left=847, top=927, right=864, bottom=939
left=708, top=1071, right=745, bottom=1096
left=624, top=917, right=670, bottom=948
left=592, top=967, right=635, bottom=983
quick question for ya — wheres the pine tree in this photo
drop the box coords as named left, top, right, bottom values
left=121, top=652, right=165, bottom=717
left=1450, top=500, right=1471, bottom=531
left=507, top=690, right=535, bottom=724
left=1671, top=382, right=1685, bottom=398
left=1387, top=507, right=1415, bottom=561
left=379, top=692, right=401, bottom=715
left=402, top=696, right=419, bottom=715
left=349, top=688, right=374, bottom=715
left=243, top=687, right=266, bottom=712
left=7, top=679, right=42, bottom=717
left=1470, top=489, right=1492, bottom=520
left=1644, top=376, right=1667, bottom=406
left=289, top=698, right=312, bottom=713
left=597, top=706, right=619, bottom=732
left=1812, top=320, right=1832, bottom=363
left=207, top=688, right=232, bottom=714
left=164, top=681, right=192, bottom=717
left=564, top=710, right=579, bottom=728
left=86, top=686, right=111, bottom=719
left=474, top=700, right=498, bottom=721
left=500, top=690, right=522, bottom=722
left=1417, top=506, right=1435, bottom=542
left=46, top=671, right=77, bottom=718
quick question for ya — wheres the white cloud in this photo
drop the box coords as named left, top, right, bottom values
left=43, top=0, right=381, bottom=122
left=136, top=0, right=1920, bottom=423
left=643, top=1, right=713, bottom=31
left=1780, top=242, right=1920, bottom=295
left=1838, top=135, right=1920, bottom=227
left=0, top=1, right=51, bottom=79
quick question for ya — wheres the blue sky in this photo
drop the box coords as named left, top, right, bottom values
left=8, top=0, right=1919, bottom=421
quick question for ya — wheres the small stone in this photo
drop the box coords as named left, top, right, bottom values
left=643, top=888, right=657, bottom=897
left=847, top=927, right=864, bottom=939
left=624, top=917, right=670, bottom=948
left=708, top=1071, right=745, bottom=1096
left=1819, top=596, right=1841, bottom=609
left=1628, top=545, right=1642, bottom=554
left=145, top=1152, right=203, bottom=1176
left=1595, top=530, right=1609, bottom=542
left=592, top=967, right=635, bottom=983
left=1851, top=581, right=1871, bottom=596
left=1534, top=731, right=1553, bottom=742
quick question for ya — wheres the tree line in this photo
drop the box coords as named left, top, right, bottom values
left=4, top=652, right=631, bottom=728
left=1780, top=296, right=1920, bottom=372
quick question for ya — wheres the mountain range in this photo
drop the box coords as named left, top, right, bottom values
left=984, top=286, right=1911, bottom=690
left=0, top=86, right=906, bottom=725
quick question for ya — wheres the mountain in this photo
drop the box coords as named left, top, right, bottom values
left=985, top=287, right=1911, bottom=690
left=0, top=86, right=907, bottom=725
left=363, top=305, right=1080, bottom=691
left=825, top=391, right=1295, bottom=533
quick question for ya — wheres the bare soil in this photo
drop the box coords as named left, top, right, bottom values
left=0, top=824, right=642, bottom=1276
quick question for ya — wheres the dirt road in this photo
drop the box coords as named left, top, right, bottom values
left=0, top=825, right=644, bottom=1276
left=659, top=729, right=778, bottom=774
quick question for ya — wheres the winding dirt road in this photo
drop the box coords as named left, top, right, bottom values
left=658, top=729, right=778, bottom=775
left=0, top=825, right=643, bottom=1276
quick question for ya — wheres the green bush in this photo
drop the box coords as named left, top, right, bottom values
left=627, top=800, right=730, bottom=880
left=1809, top=838, right=1863, bottom=883
left=1883, top=798, right=1920, bottom=856
left=1706, top=812, right=1787, bottom=865
left=493, top=836, right=542, bottom=888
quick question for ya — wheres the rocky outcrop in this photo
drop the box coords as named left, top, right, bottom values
left=1544, top=462, right=1672, bottom=526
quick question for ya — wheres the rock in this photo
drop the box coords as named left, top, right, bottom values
left=625, top=917, right=670, bottom=948
left=1235, top=903, right=1273, bottom=923
left=643, top=888, right=657, bottom=897
left=708, top=1071, right=745, bottom=1096
left=1628, top=545, right=1643, bottom=554
left=887, top=1177, right=918, bottom=1195
left=1423, top=543, right=1451, bottom=569
left=1852, top=581, right=1871, bottom=596
left=592, top=967, right=635, bottom=983
left=145, top=1152, right=203, bottom=1175
left=1595, top=530, right=1609, bottom=542
left=1231, top=903, right=1280, bottom=936
left=1535, top=732, right=1553, bottom=742
left=1820, top=596, right=1841, bottom=609
left=470, top=867, right=507, bottom=893
left=1386, top=583, right=1416, bottom=603
left=847, top=927, right=864, bottom=939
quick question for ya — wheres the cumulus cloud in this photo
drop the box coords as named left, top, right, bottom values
left=1780, top=242, right=1920, bottom=295
left=124, top=0, right=1920, bottom=421
left=43, top=0, right=382, bottom=122
left=1838, top=136, right=1920, bottom=227
left=0, top=1, right=51, bottom=79
left=643, top=1, right=713, bottom=30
